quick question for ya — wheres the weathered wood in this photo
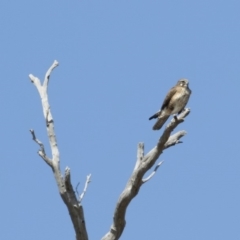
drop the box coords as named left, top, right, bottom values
left=102, top=109, right=190, bottom=240
left=29, top=61, right=89, bottom=240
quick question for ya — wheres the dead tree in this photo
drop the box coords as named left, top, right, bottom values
left=29, top=61, right=190, bottom=240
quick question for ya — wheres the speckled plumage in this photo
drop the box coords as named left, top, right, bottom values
left=149, top=79, right=191, bottom=130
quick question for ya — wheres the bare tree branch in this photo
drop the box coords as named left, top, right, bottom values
left=30, top=129, right=53, bottom=168
left=29, top=60, right=190, bottom=240
left=101, top=108, right=190, bottom=240
left=164, top=130, right=186, bottom=149
left=142, top=160, right=164, bottom=183
left=78, top=174, right=92, bottom=203
left=43, top=60, right=59, bottom=89
left=29, top=61, right=89, bottom=240
left=134, top=142, right=144, bottom=171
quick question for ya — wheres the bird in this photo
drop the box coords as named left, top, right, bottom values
left=149, top=79, right=191, bottom=130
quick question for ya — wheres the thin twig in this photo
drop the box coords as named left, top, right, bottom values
left=29, top=129, right=53, bottom=167
left=75, top=182, right=81, bottom=199
left=164, top=130, right=186, bottom=149
left=142, top=161, right=164, bottom=183
left=79, top=174, right=92, bottom=203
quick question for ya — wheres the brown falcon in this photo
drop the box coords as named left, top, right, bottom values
left=149, top=79, right=191, bottom=130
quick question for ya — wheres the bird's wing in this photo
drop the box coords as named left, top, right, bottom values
left=161, top=87, right=178, bottom=110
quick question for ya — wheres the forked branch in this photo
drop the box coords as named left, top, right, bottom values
left=101, top=108, right=190, bottom=240
left=29, top=61, right=89, bottom=240
left=29, top=60, right=190, bottom=240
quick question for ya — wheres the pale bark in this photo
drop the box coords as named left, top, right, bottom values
left=101, top=109, right=190, bottom=240
left=29, top=61, right=89, bottom=240
left=29, top=60, right=190, bottom=240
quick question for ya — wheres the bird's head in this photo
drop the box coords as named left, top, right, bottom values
left=177, top=79, right=189, bottom=88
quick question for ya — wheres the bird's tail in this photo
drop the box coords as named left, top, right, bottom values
left=152, top=114, right=169, bottom=130
left=149, top=112, right=159, bottom=120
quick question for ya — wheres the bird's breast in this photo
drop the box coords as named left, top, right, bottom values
left=170, top=88, right=190, bottom=114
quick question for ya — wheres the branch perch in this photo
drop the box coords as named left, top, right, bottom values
left=29, top=60, right=190, bottom=240
left=29, top=61, right=89, bottom=240
left=102, top=108, right=190, bottom=240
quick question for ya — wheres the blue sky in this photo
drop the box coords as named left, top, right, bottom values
left=1, top=1, right=240, bottom=239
